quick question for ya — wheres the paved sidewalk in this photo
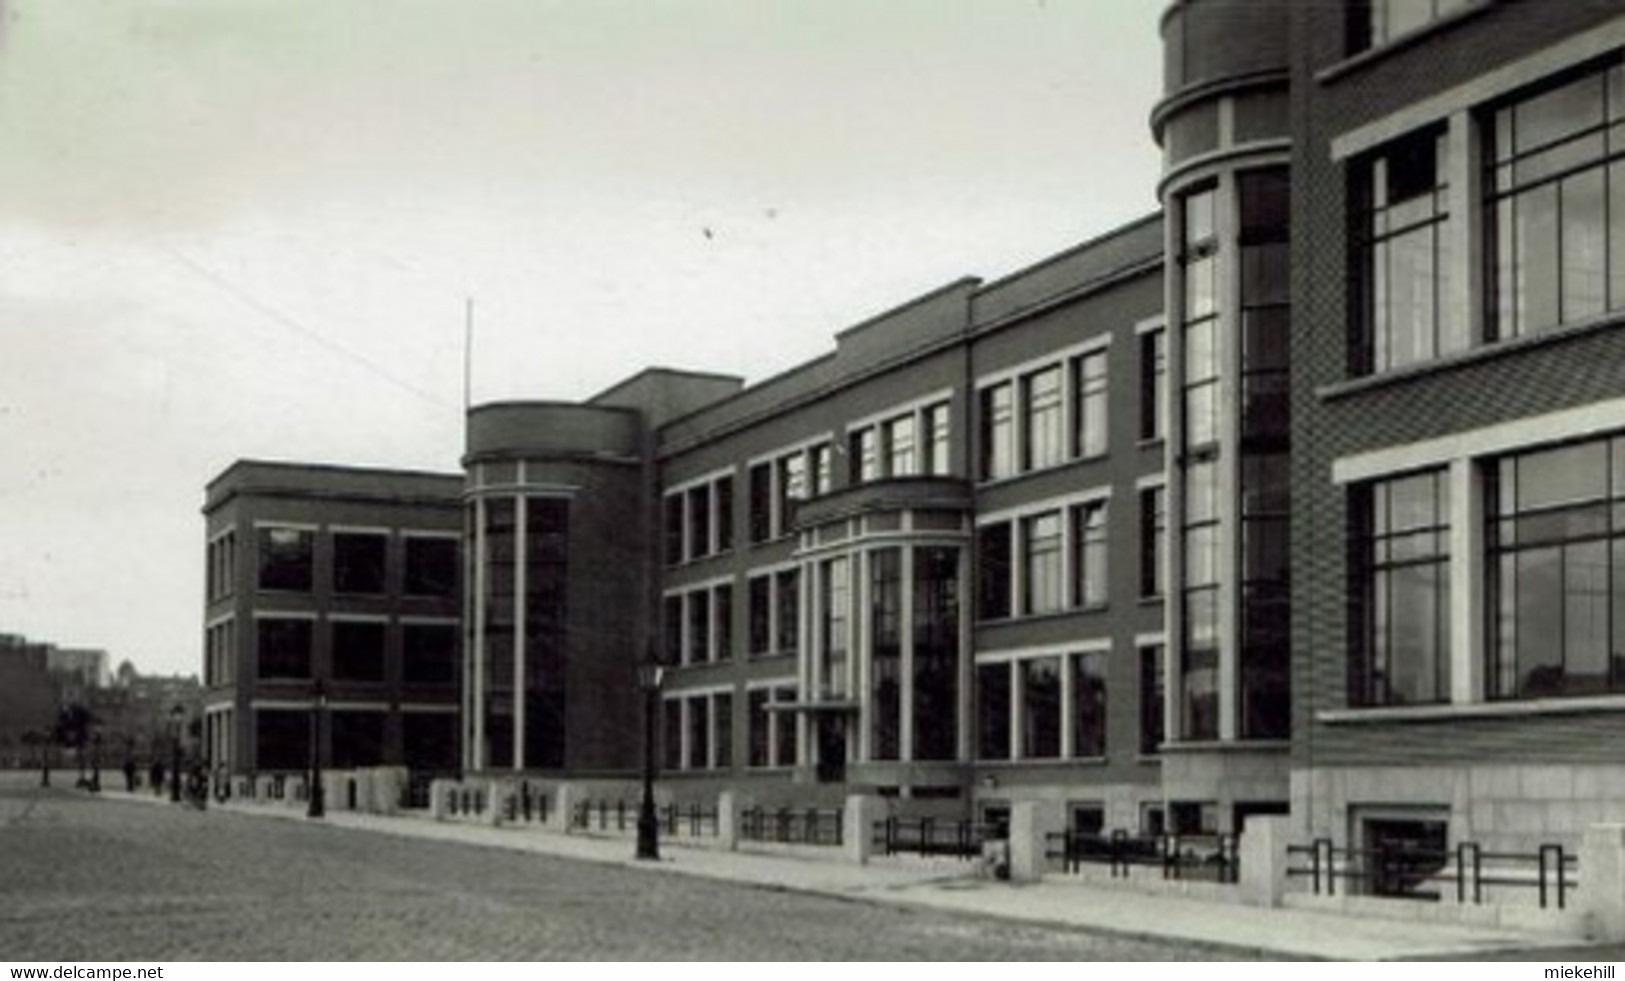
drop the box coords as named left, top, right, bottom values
left=102, top=789, right=1589, bottom=960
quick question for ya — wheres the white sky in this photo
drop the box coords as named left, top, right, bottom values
left=0, top=0, right=1164, bottom=677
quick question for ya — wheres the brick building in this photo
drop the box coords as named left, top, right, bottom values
left=208, top=1, right=1625, bottom=864
left=202, top=461, right=463, bottom=775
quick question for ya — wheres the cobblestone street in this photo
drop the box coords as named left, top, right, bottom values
left=0, top=780, right=1250, bottom=961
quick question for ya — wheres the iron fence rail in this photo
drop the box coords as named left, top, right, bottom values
left=1286, top=837, right=1577, bottom=909
left=1043, top=830, right=1240, bottom=884
left=872, top=817, right=994, bottom=859
left=740, top=806, right=843, bottom=846
left=570, top=799, right=720, bottom=837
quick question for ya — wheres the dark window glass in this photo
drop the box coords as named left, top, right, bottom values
left=748, top=689, right=770, bottom=767
left=977, top=663, right=1011, bottom=760
left=1139, top=329, right=1167, bottom=442
left=254, top=710, right=309, bottom=771
left=663, top=595, right=683, bottom=665
left=714, top=584, right=733, bottom=661
left=715, top=477, right=734, bottom=552
left=870, top=548, right=902, bottom=761
left=402, top=713, right=458, bottom=771
left=912, top=546, right=960, bottom=761
left=773, top=686, right=798, bottom=767
left=980, top=383, right=1014, bottom=480
left=332, top=620, right=386, bottom=682
left=748, top=463, right=773, bottom=543
left=330, top=711, right=385, bottom=769
left=1021, top=656, right=1062, bottom=759
left=333, top=533, right=387, bottom=595
left=257, top=618, right=312, bottom=680
left=714, top=692, right=733, bottom=770
left=687, top=590, right=711, bottom=665
left=1141, top=486, right=1168, bottom=599
left=1140, top=645, right=1165, bottom=755
left=748, top=577, right=771, bottom=655
left=664, top=494, right=684, bottom=565
left=687, top=486, right=711, bottom=560
left=687, top=696, right=710, bottom=770
left=403, top=623, right=458, bottom=685
left=258, top=527, right=313, bottom=592
left=978, top=523, right=1012, bottom=620
left=404, top=537, right=457, bottom=597
left=1071, top=652, right=1107, bottom=758
left=1359, top=130, right=1455, bottom=372
left=775, top=569, right=800, bottom=655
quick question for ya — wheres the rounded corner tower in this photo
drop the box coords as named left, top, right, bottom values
left=1153, top=0, right=1295, bottom=831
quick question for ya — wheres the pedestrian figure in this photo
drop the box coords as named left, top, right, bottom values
left=150, top=760, right=165, bottom=797
left=123, top=758, right=137, bottom=793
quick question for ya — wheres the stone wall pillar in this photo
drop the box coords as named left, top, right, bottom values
left=1240, top=814, right=1291, bottom=908
left=1582, top=824, right=1625, bottom=941
left=486, top=779, right=507, bottom=826
left=843, top=795, right=881, bottom=865
left=717, top=791, right=740, bottom=851
left=555, top=783, right=578, bottom=833
left=429, top=779, right=452, bottom=821
left=1007, top=802, right=1045, bottom=883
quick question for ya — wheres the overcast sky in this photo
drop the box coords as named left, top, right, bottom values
left=0, top=0, right=1164, bottom=677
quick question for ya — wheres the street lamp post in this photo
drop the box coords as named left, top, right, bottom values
left=635, top=660, right=665, bottom=861
left=307, top=679, right=327, bottom=819
left=88, top=729, right=101, bottom=793
left=169, top=705, right=184, bottom=803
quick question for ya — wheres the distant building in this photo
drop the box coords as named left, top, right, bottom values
left=201, top=461, right=463, bottom=775
left=0, top=636, right=57, bottom=765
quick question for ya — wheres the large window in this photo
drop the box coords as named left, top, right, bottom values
left=978, top=649, right=1109, bottom=761
left=1355, top=0, right=1476, bottom=53
left=257, top=526, right=313, bottom=592
left=1022, top=513, right=1064, bottom=616
left=404, top=536, right=457, bottom=597
left=1359, top=130, right=1457, bottom=372
left=977, top=523, right=1013, bottom=620
left=1072, top=651, right=1107, bottom=759
left=1139, top=328, right=1167, bottom=442
left=749, top=443, right=831, bottom=543
left=981, top=348, right=1109, bottom=482
left=333, top=532, right=387, bottom=595
left=1489, top=436, right=1625, bottom=699
left=912, top=546, right=960, bottom=761
left=1140, top=485, right=1168, bottom=599
left=1182, top=186, right=1220, bottom=452
left=820, top=558, right=850, bottom=698
left=403, top=622, right=458, bottom=685
left=257, top=617, right=312, bottom=680
left=848, top=401, right=948, bottom=484
left=1488, top=62, right=1625, bottom=340
left=207, top=531, right=237, bottom=602
left=1353, top=471, right=1451, bottom=706
left=332, top=619, right=386, bottom=682
left=979, top=500, right=1111, bottom=621
left=1072, top=500, right=1109, bottom=609
left=980, top=383, right=1015, bottom=481
left=665, top=474, right=733, bottom=565
left=1140, top=644, right=1165, bottom=755
left=870, top=548, right=903, bottom=761
left=1073, top=350, right=1108, bottom=459
left=1020, top=657, right=1062, bottom=759
left=1024, top=367, right=1064, bottom=471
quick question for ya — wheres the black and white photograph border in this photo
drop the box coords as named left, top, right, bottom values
left=4, top=0, right=1625, bottom=964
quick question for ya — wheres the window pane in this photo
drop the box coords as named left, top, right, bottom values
left=1072, top=652, right=1107, bottom=758
left=1021, top=657, right=1062, bottom=759
left=977, top=663, right=1011, bottom=760
left=334, top=533, right=387, bottom=595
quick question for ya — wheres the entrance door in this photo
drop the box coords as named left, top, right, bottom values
left=816, top=717, right=846, bottom=783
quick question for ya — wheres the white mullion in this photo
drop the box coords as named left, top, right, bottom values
left=1007, top=661, right=1021, bottom=761
left=1061, top=652, right=1076, bottom=759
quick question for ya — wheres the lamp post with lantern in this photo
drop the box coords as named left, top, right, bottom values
left=635, top=656, right=666, bottom=861
left=307, top=679, right=327, bottom=819
left=168, top=705, right=185, bottom=803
